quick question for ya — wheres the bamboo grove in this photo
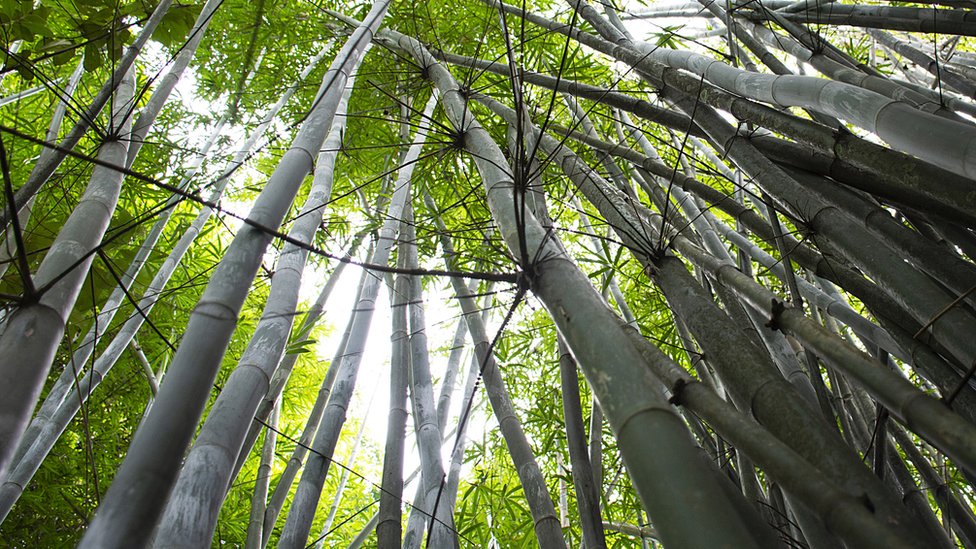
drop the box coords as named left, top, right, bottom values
left=1, top=0, right=976, bottom=546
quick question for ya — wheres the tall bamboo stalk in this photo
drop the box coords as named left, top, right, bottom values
left=78, top=5, right=388, bottom=544
left=0, top=45, right=328, bottom=523
left=0, top=67, right=135, bottom=480
left=370, top=25, right=774, bottom=547
left=153, top=68, right=358, bottom=548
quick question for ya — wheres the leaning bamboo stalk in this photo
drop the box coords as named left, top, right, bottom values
left=436, top=48, right=976, bottom=227
left=679, top=237, right=976, bottom=476
left=559, top=123, right=974, bottom=413
left=276, top=53, right=419, bottom=544
left=490, top=0, right=976, bottom=180
left=400, top=187, right=456, bottom=548
left=2, top=0, right=173, bottom=224
left=124, top=0, right=223, bottom=168
left=780, top=165, right=976, bottom=304
left=0, top=47, right=329, bottom=523
left=245, top=401, right=279, bottom=549
left=261, top=264, right=370, bottom=547
left=480, top=94, right=926, bottom=543
left=78, top=5, right=388, bottom=544
left=741, top=19, right=964, bottom=116
left=233, top=230, right=365, bottom=480
left=755, top=7, right=976, bottom=37
left=437, top=234, right=566, bottom=549
left=0, top=57, right=85, bottom=284
left=376, top=237, right=412, bottom=549
left=0, top=67, right=135, bottom=480
left=670, top=91, right=976, bottom=373
left=422, top=190, right=566, bottom=547
left=616, top=318, right=918, bottom=549
left=276, top=235, right=394, bottom=549
left=870, top=29, right=976, bottom=99
left=30, top=115, right=227, bottom=434
left=314, top=391, right=373, bottom=548
left=594, top=0, right=976, bottom=372
left=693, top=0, right=844, bottom=128
left=0, top=56, right=84, bottom=282
left=153, top=69, right=358, bottom=548
left=366, top=25, right=769, bottom=547
left=558, top=338, right=607, bottom=549
left=561, top=116, right=908, bottom=362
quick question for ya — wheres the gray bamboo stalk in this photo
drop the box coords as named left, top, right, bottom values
left=363, top=31, right=769, bottom=542
left=596, top=4, right=976, bottom=375
left=869, top=29, right=976, bottom=99
left=741, top=19, right=963, bottom=116
left=438, top=48, right=976, bottom=227
left=690, top=95, right=976, bottom=371
left=620, top=121, right=825, bottom=408
left=276, top=222, right=394, bottom=549
left=234, top=230, right=365, bottom=480
left=261, top=264, right=370, bottom=548
left=130, top=340, right=159, bottom=397
left=400, top=199, right=456, bottom=549
left=2, top=0, right=173, bottom=222
left=0, top=83, right=51, bottom=108
left=315, top=391, right=373, bottom=548
left=0, top=45, right=328, bottom=523
left=489, top=0, right=976, bottom=180
left=77, top=4, right=388, bottom=544
left=560, top=121, right=976, bottom=417
left=437, top=236, right=566, bottom=548
left=421, top=182, right=568, bottom=545
left=246, top=400, right=280, bottom=549
left=615, top=315, right=920, bottom=549
left=376, top=238, right=411, bottom=549
left=153, top=70, right=358, bottom=548
left=277, top=46, right=420, bottom=542
left=0, top=67, right=135, bottom=480
left=835, top=378, right=956, bottom=547
left=603, top=521, right=658, bottom=542
left=780, top=165, right=976, bottom=305
left=891, top=423, right=976, bottom=547
left=0, top=56, right=84, bottom=281
left=479, top=93, right=923, bottom=543
left=763, top=6, right=976, bottom=37
left=558, top=338, right=606, bottom=549
left=676, top=235, right=976, bottom=476
left=582, top=114, right=907, bottom=361
left=124, top=0, right=223, bottom=169
left=28, top=115, right=227, bottom=438
left=693, top=0, right=844, bottom=127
